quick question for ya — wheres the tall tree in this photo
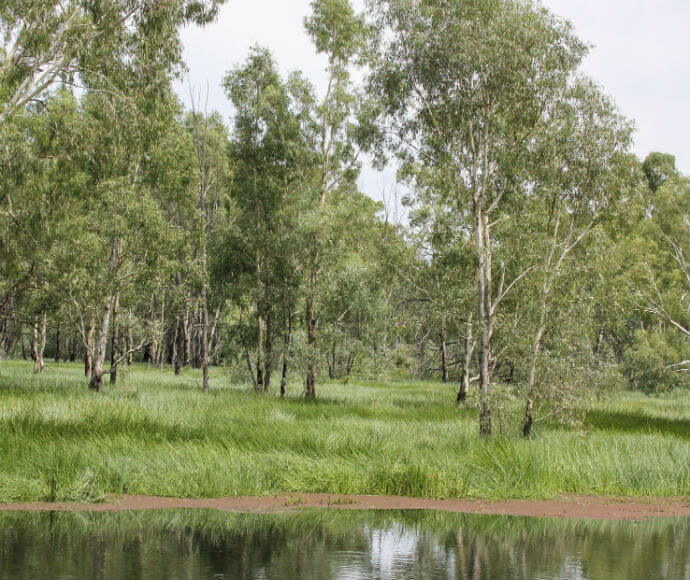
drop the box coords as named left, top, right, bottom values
left=223, top=47, right=310, bottom=393
left=302, top=0, right=369, bottom=398
left=367, top=0, right=589, bottom=434
left=184, top=109, right=231, bottom=391
left=520, top=79, right=633, bottom=436
left=632, top=174, right=690, bottom=383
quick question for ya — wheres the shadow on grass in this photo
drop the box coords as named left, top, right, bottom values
left=585, top=409, right=690, bottom=440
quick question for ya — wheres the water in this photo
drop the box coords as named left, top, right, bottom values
left=0, top=509, right=689, bottom=579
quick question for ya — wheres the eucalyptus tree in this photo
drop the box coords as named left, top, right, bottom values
left=317, top=191, right=390, bottom=379
left=131, top=109, right=207, bottom=379
left=179, top=110, right=232, bottom=391
left=631, top=172, right=690, bottom=385
left=582, top=154, right=690, bottom=392
left=78, top=1, right=226, bottom=390
left=520, top=79, right=633, bottom=436
left=0, top=90, right=85, bottom=370
left=398, top=165, right=477, bottom=393
left=223, top=47, right=312, bottom=393
left=0, top=0, right=225, bottom=125
left=224, top=47, right=281, bottom=392
left=301, top=0, right=370, bottom=398
left=45, top=91, right=192, bottom=390
left=0, top=0, right=87, bottom=125
left=1, top=0, right=226, bottom=386
left=580, top=156, right=647, bottom=374
left=0, top=115, right=34, bottom=367
left=367, top=0, right=591, bottom=435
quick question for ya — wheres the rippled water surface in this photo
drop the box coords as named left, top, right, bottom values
left=1, top=509, right=689, bottom=579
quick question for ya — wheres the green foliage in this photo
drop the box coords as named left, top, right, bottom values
left=0, top=0, right=227, bottom=125
left=642, top=152, right=678, bottom=193
left=623, top=330, right=690, bottom=393
left=1, top=0, right=689, bottom=450
left=305, top=0, right=369, bottom=64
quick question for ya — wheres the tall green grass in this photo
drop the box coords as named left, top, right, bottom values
left=0, top=359, right=688, bottom=502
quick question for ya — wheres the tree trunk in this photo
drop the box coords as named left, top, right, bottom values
left=200, top=288, right=209, bottom=392
left=158, top=294, right=166, bottom=370
left=55, top=325, right=61, bottom=363
left=280, top=357, right=289, bottom=398
left=346, top=354, right=354, bottom=376
left=31, top=318, right=38, bottom=364
left=0, top=315, right=6, bottom=366
left=126, top=319, right=133, bottom=366
left=523, top=293, right=548, bottom=437
left=110, top=291, right=120, bottom=385
left=255, top=250, right=266, bottom=392
left=458, top=316, right=474, bottom=403
left=190, top=308, right=200, bottom=369
left=9, top=333, right=19, bottom=359
left=32, top=314, right=46, bottom=373
left=183, top=305, right=191, bottom=367
left=280, top=312, right=293, bottom=398
left=90, top=297, right=112, bottom=391
left=31, top=320, right=37, bottom=362
left=305, top=288, right=317, bottom=399
left=264, top=312, right=273, bottom=392
left=90, top=238, right=120, bottom=391
left=172, top=312, right=181, bottom=375
left=327, top=342, right=336, bottom=379
left=440, top=332, right=449, bottom=383
left=208, top=306, right=221, bottom=365
left=147, top=328, right=156, bottom=369
left=38, top=313, right=46, bottom=372
left=523, top=326, right=544, bottom=437
left=245, top=348, right=257, bottom=390
left=475, top=202, right=493, bottom=436
left=256, top=299, right=266, bottom=393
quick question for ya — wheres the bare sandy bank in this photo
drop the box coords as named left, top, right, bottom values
left=2, top=493, right=690, bottom=521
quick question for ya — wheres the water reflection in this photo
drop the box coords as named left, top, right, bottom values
left=0, top=509, right=688, bottom=579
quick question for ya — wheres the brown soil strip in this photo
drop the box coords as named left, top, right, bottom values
left=1, top=494, right=689, bottom=520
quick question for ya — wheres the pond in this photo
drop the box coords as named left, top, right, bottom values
left=0, top=509, right=688, bottom=579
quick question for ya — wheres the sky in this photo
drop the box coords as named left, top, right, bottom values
left=176, top=0, right=690, bottom=202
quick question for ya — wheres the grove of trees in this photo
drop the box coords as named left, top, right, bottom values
left=1, top=0, right=688, bottom=436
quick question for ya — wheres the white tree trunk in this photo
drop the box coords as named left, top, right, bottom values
left=89, top=238, right=120, bottom=390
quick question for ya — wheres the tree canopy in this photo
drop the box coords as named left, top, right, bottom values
left=1, top=0, right=687, bottom=438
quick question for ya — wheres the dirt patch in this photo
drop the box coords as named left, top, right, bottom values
left=1, top=494, right=689, bottom=520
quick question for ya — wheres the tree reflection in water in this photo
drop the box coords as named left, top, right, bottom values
left=0, top=509, right=688, bottom=579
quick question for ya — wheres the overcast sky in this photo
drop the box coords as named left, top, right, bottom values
left=176, top=0, right=690, bottom=202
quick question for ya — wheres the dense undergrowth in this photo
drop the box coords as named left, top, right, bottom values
left=0, top=360, right=688, bottom=502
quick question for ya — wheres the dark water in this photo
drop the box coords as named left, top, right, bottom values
left=1, top=509, right=689, bottom=579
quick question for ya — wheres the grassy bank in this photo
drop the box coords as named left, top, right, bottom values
left=0, top=360, right=689, bottom=502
